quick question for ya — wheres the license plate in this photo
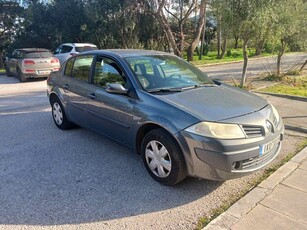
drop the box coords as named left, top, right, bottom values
left=260, top=136, right=280, bottom=156
left=38, top=70, right=50, bottom=75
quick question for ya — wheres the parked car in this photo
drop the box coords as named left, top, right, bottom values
left=4, top=48, right=60, bottom=82
left=53, top=43, right=97, bottom=65
left=47, top=49, right=284, bottom=185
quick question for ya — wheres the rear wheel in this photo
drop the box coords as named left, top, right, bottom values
left=141, top=129, right=187, bottom=185
left=51, top=97, right=74, bottom=130
left=17, top=69, right=27, bottom=82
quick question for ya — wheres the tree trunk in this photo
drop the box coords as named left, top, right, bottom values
left=277, top=39, right=286, bottom=76
left=157, top=12, right=181, bottom=57
left=255, top=39, right=265, bottom=56
left=234, top=36, right=239, bottom=49
left=220, top=35, right=227, bottom=59
left=217, top=26, right=221, bottom=58
left=240, top=39, right=249, bottom=87
left=0, top=50, right=3, bottom=69
left=299, top=59, right=307, bottom=73
left=186, top=0, right=207, bottom=61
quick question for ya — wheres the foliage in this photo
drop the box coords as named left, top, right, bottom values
left=2, top=0, right=306, bottom=69
left=260, top=75, right=307, bottom=97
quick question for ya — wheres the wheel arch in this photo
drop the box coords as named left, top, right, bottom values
left=135, top=123, right=180, bottom=155
left=49, top=92, right=59, bottom=105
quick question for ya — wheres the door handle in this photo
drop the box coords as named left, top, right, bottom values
left=89, top=93, right=97, bottom=100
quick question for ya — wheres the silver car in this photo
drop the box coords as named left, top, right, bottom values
left=53, top=43, right=97, bottom=65
left=4, top=48, right=60, bottom=82
left=47, top=50, right=284, bottom=185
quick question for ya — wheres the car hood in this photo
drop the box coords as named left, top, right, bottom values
left=158, top=84, right=268, bottom=121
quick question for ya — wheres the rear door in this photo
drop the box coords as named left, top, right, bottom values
left=6, top=50, right=19, bottom=74
left=86, top=55, right=135, bottom=146
left=60, top=55, right=95, bottom=128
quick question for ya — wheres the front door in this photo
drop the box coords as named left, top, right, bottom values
left=87, top=56, right=135, bottom=146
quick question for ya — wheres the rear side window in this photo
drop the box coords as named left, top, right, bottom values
left=64, top=58, right=74, bottom=76
left=61, top=45, right=73, bottom=53
left=75, top=47, right=97, bottom=52
left=26, top=51, right=53, bottom=58
left=72, top=55, right=94, bottom=82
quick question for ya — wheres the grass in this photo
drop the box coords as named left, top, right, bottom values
left=189, top=48, right=274, bottom=66
left=259, top=75, right=307, bottom=97
left=0, top=68, right=5, bottom=74
left=195, top=137, right=307, bottom=230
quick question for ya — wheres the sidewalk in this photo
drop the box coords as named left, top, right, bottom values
left=204, top=93, right=307, bottom=229
left=204, top=147, right=307, bottom=230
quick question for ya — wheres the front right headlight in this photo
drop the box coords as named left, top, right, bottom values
left=185, top=121, right=245, bottom=139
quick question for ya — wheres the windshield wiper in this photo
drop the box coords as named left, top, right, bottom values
left=146, top=88, right=183, bottom=93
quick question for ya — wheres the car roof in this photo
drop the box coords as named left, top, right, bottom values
left=60, top=43, right=97, bottom=47
left=16, top=48, right=51, bottom=52
left=82, top=49, right=174, bottom=58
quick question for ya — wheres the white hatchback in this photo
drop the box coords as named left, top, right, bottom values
left=53, top=43, right=97, bottom=65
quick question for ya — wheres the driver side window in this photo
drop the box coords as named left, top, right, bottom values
left=93, top=57, right=125, bottom=87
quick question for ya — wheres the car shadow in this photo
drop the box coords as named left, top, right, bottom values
left=0, top=109, right=223, bottom=226
left=0, top=74, right=47, bottom=84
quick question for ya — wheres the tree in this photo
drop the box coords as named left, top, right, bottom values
left=145, top=0, right=207, bottom=61
left=228, top=0, right=275, bottom=87
left=270, top=0, right=307, bottom=75
left=0, top=1, right=23, bottom=67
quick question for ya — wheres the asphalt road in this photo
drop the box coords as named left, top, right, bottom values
left=199, top=53, right=307, bottom=81
left=0, top=71, right=305, bottom=229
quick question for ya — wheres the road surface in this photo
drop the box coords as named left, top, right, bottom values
left=199, top=53, right=307, bottom=82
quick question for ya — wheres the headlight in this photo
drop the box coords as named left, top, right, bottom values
left=270, top=103, right=280, bottom=126
left=185, top=122, right=245, bottom=139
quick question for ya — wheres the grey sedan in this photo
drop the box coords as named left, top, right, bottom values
left=47, top=50, right=284, bottom=185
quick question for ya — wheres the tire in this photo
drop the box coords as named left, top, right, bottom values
left=141, top=129, right=187, bottom=186
left=17, top=69, right=27, bottom=82
left=51, top=97, right=74, bottom=130
left=4, top=65, right=12, bottom=77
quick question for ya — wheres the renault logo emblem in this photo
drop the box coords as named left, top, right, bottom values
left=266, top=120, right=274, bottom=133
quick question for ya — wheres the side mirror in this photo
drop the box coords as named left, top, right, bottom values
left=106, top=83, right=128, bottom=95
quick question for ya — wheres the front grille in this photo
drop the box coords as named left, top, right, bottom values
left=242, top=125, right=264, bottom=138
left=241, top=142, right=280, bottom=170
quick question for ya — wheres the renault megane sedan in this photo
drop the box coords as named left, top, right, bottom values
left=47, top=49, right=284, bottom=185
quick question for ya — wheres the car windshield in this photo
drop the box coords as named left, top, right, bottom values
left=26, top=51, right=53, bottom=58
left=125, top=55, right=214, bottom=92
left=75, top=47, right=97, bottom=52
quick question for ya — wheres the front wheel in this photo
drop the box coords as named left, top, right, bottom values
left=51, top=97, right=74, bottom=130
left=4, top=65, right=13, bottom=77
left=141, top=129, right=187, bottom=186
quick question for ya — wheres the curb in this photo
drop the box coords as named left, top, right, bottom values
left=284, top=125, right=307, bottom=134
left=203, top=146, right=307, bottom=230
left=252, top=91, right=307, bottom=102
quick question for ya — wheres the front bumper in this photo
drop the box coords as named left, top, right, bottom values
left=178, top=120, right=284, bottom=181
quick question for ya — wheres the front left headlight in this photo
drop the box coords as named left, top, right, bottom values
left=270, top=103, right=280, bottom=126
left=185, top=121, right=245, bottom=139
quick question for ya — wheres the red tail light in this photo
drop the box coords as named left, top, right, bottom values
left=51, top=58, right=59, bottom=63
left=24, top=59, right=35, bottom=65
